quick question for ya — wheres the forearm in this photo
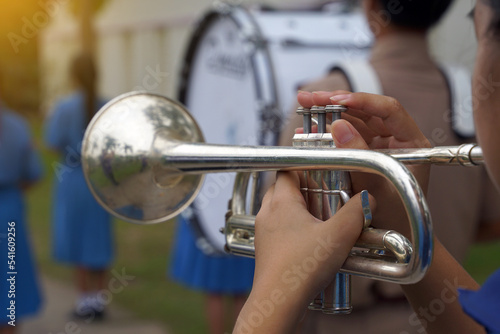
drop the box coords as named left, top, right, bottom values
left=475, top=221, right=500, bottom=242
left=234, top=280, right=309, bottom=334
left=402, top=239, right=485, bottom=334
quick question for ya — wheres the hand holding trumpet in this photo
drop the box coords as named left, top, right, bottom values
left=235, top=91, right=482, bottom=334
left=301, top=90, right=432, bottom=235
left=79, top=90, right=482, bottom=333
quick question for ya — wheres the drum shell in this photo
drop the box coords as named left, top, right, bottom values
left=178, top=3, right=373, bottom=253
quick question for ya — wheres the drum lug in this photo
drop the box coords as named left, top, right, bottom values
left=224, top=214, right=256, bottom=258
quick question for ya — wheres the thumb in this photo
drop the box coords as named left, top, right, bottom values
left=319, top=191, right=377, bottom=256
left=331, top=119, right=370, bottom=150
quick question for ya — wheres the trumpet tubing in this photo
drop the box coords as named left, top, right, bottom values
left=82, top=92, right=482, bottom=312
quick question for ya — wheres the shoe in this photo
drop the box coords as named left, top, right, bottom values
left=72, top=304, right=93, bottom=321
left=71, top=298, right=106, bottom=322
left=71, top=307, right=106, bottom=322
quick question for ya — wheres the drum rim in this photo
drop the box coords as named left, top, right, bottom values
left=175, top=3, right=373, bottom=253
left=177, top=3, right=279, bottom=111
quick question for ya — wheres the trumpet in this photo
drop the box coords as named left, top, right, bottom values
left=81, top=92, right=482, bottom=313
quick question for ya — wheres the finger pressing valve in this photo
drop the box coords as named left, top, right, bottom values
left=361, top=190, right=372, bottom=229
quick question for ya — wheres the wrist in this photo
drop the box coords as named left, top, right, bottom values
left=234, top=278, right=310, bottom=333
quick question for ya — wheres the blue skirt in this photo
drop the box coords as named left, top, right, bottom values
left=0, top=187, right=42, bottom=323
left=169, top=216, right=255, bottom=294
left=52, top=167, right=113, bottom=269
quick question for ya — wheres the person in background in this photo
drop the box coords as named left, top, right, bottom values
left=279, top=0, right=500, bottom=332
left=44, top=53, right=114, bottom=321
left=169, top=210, right=254, bottom=334
left=234, top=0, right=500, bottom=332
left=0, top=66, right=43, bottom=333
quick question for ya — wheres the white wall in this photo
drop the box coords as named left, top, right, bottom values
left=39, top=1, right=80, bottom=114
left=40, top=0, right=478, bottom=111
left=94, top=0, right=312, bottom=100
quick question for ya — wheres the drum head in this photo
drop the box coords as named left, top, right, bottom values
left=179, top=7, right=265, bottom=254
left=178, top=3, right=372, bottom=253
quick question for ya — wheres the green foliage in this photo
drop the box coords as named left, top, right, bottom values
left=464, top=242, right=500, bottom=284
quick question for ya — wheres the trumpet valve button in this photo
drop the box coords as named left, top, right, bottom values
left=296, top=107, right=312, bottom=134
left=325, top=104, right=348, bottom=122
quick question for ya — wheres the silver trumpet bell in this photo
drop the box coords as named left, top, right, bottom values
left=82, top=91, right=205, bottom=224
left=82, top=92, right=482, bottom=303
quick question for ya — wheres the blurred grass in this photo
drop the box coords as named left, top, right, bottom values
left=26, top=115, right=207, bottom=334
left=463, top=242, right=500, bottom=284
left=24, top=115, right=500, bottom=334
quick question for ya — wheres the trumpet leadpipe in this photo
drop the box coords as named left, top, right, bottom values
left=377, top=144, right=482, bottom=166
left=156, top=140, right=482, bottom=179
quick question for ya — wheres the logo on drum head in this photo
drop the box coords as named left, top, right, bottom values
left=206, top=52, right=249, bottom=80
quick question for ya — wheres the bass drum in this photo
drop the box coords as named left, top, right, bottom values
left=177, top=2, right=373, bottom=254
